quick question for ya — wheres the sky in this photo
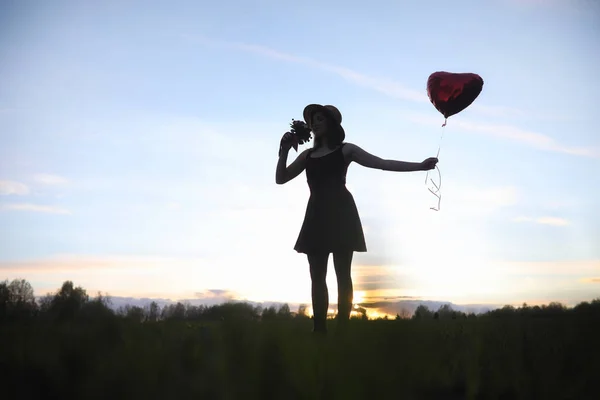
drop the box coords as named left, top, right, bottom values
left=1, top=0, right=599, bottom=314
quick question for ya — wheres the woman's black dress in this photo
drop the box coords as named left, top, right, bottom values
left=294, top=144, right=367, bottom=254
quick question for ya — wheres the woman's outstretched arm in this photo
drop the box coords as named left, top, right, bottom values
left=345, top=143, right=437, bottom=172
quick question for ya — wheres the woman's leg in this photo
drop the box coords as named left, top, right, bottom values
left=307, top=252, right=329, bottom=332
left=333, top=251, right=354, bottom=322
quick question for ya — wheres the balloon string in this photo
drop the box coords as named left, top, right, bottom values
left=425, top=127, right=444, bottom=211
left=427, top=165, right=442, bottom=211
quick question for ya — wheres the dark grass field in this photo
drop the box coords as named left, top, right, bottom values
left=2, top=313, right=598, bottom=400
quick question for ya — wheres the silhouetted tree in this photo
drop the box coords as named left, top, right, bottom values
left=4, top=278, right=599, bottom=329
left=119, top=305, right=145, bottom=322
left=146, top=301, right=161, bottom=322
left=0, top=278, right=38, bottom=321
left=262, top=305, right=278, bottom=320
left=413, top=305, right=434, bottom=320
left=161, top=302, right=186, bottom=321
left=206, top=302, right=261, bottom=321
left=184, top=303, right=200, bottom=320
left=80, top=292, right=115, bottom=321
left=277, top=303, right=291, bottom=319
left=42, top=280, right=89, bottom=321
left=0, top=281, right=8, bottom=319
left=437, top=304, right=454, bottom=319
left=8, top=278, right=36, bottom=304
left=543, top=302, right=567, bottom=316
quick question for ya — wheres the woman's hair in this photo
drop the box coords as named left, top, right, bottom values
left=311, top=111, right=345, bottom=149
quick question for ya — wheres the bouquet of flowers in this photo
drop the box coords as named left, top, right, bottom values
left=279, top=119, right=312, bottom=156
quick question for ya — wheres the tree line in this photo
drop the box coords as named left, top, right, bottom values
left=1, top=278, right=599, bottom=324
left=0, top=278, right=307, bottom=323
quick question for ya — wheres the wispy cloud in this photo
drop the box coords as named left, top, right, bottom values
left=194, top=289, right=240, bottom=304
left=406, top=113, right=599, bottom=158
left=166, top=202, right=181, bottom=210
left=469, top=104, right=526, bottom=118
left=534, top=217, right=570, bottom=226
left=389, top=183, right=519, bottom=216
left=190, top=35, right=594, bottom=156
left=0, top=180, right=30, bottom=195
left=468, top=104, right=572, bottom=121
left=33, top=173, right=69, bottom=185
left=456, top=120, right=598, bottom=157
left=513, top=216, right=570, bottom=226
left=0, top=254, right=181, bottom=272
left=493, top=260, right=600, bottom=276
left=581, top=277, right=600, bottom=284
left=183, top=34, right=427, bottom=103
left=4, top=255, right=598, bottom=305
left=352, top=265, right=412, bottom=292
left=183, top=35, right=559, bottom=120
left=0, top=254, right=244, bottom=301
left=0, top=203, right=71, bottom=214
left=453, top=185, right=519, bottom=209
left=507, top=0, right=580, bottom=7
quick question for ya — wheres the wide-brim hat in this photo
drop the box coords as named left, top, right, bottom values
left=303, top=104, right=345, bottom=140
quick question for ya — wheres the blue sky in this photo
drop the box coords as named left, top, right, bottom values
left=1, top=0, right=599, bottom=313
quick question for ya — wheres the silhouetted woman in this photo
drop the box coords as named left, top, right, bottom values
left=276, top=104, right=438, bottom=333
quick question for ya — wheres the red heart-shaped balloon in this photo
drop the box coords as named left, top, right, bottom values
left=427, top=72, right=484, bottom=120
